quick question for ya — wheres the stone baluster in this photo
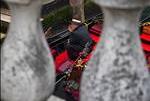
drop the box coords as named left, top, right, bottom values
left=1, top=0, right=55, bottom=101
left=81, top=0, right=150, bottom=101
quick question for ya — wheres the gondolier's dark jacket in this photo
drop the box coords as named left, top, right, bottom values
left=67, top=25, right=92, bottom=60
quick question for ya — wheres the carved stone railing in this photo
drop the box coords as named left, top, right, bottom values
left=1, top=0, right=150, bottom=101
left=1, top=0, right=55, bottom=101
left=81, top=0, right=150, bottom=101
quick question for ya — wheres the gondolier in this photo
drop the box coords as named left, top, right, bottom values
left=67, top=16, right=92, bottom=60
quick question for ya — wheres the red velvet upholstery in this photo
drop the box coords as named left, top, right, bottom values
left=141, top=33, right=150, bottom=41
left=54, top=50, right=69, bottom=72
left=142, top=43, right=150, bottom=52
left=140, top=33, right=150, bottom=52
left=89, top=23, right=102, bottom=43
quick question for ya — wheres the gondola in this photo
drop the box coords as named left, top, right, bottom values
left=47, top=15, right=150, bottom=101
